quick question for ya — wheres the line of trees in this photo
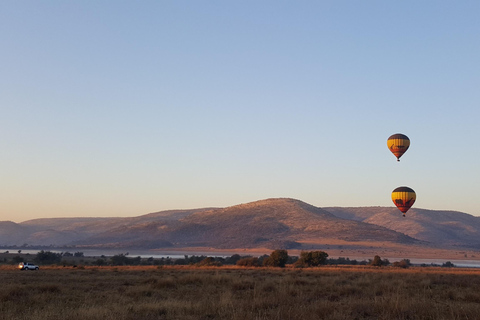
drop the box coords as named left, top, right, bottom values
left=0, top=250, right=459, bottom=268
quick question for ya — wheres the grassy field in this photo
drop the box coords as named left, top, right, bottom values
left=2, top=265, right=480, bottom=320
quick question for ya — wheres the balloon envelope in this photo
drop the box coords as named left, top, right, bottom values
left=391, top=186, right=416, bottom=216
left=387, top=133, right=410, bottom=161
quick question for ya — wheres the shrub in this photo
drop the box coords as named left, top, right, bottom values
left=34, top=250, right=62, bottom=265
left=442, top=261, right=455, bottom=268
left=94, top=259, right=106, bottom=266
left=174, top=258, right=187, bottom=265
left=295, top=251, right=329, bottom=267
left=110, top=254, right=130, bottom=266
left=225, top=254, right=242, bottom=265
left=370, top=255, right=383, bottom=267
left=196, top=257, right=222, bottom=267
left=257, top=254, right=270, bottom=265
left=236, top=257, right=260, bottom=267
left=393, top=259, right=411, bottom=268
left=263, top=250, right=289, bottom=268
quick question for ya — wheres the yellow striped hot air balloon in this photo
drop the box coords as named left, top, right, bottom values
left=387, top=133, right=410, bottom=161
left=391, top=186, right=416, bottom=217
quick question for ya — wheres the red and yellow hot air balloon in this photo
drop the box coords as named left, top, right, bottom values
left=387, top=133, right=410, bottom=161
left=391, top=186, right=416, bottom=217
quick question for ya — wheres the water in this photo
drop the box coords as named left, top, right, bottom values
left=406, top=258, right=480, bottom=268
left=1, top=248, right=228, bottom=259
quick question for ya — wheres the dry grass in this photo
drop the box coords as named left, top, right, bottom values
left=1, top=265, right=480, bottom=319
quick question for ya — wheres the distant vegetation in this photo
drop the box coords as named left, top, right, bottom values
left=295, top=250, right=329, bottom=267
left=0, top=250, right=462, bottom=270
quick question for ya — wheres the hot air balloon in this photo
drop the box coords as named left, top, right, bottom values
left=387, top=133, right=410, bottom=161
left=391, top=186, right=416, bottom=217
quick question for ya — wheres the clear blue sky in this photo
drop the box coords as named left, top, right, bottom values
left=1, top=1, right=479, bottom=222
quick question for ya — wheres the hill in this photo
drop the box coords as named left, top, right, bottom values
left=325, top=207, right=480, bottom=248
left=1, top=199, right=479, bottom=254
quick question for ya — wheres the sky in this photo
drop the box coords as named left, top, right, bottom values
left=1, top=1, right=479, bottom=222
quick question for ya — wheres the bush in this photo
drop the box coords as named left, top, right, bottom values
left=108, top=254, right=142, bottom=266
left=263, top=250, right=289, bottom=268
left=196, top=257, right=222, bottom=267
left=257, top=254, right=270, bottom=265
left=174, top=258, right=187, bottom=265
left=295, top=251, right=329, bottom=267
left=94, top=259, right=106, bottom=266
left=370, top=255, right=383, bottom=267
left=236, top=257, right=260, bottom=267
left=442, top=261, right=455, bottom=268
left=12, top=255, right=23, bottom=263
left=34, top=250, right=62, bottom=265
left=110, top=254, right=130, bottom=266
left=393, top=259, right=411, bottom=268
left=225, top=254, right=242, bottom=265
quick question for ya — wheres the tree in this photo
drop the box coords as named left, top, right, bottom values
left=110, top=254, right=130, bottom=266
left=225, top=254, right=241, bottom=265
left=295, top=251, right=329, bottom=267
left=393, top=259, right=411, bottom=268
left=130, top=256, right=141, bottom=265
left=94, top=258, right=106, bottom=266
left=263, top=250, right=289, bottom=268
left=370, top=255, right=383, bottom=267
left=34, top=250, right=62, bottom=265
left=257, top=254, right=270, bottom=265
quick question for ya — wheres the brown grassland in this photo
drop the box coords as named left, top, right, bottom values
left=2, top=265, right=480, bottom=320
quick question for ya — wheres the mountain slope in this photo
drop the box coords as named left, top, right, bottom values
left=325, top=207, right=480, bottom=248
left=0, top=221, right=33, bottom=245
left=71, top=198, right=417, bottom=249
left=174, top=198, right=416, bottom=248
left=16, top=209, right=214, bottom=247
left=1, top=199, right=478, bottom=250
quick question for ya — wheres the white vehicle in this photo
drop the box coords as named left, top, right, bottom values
left=18, top=262, right=39, bottom=270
